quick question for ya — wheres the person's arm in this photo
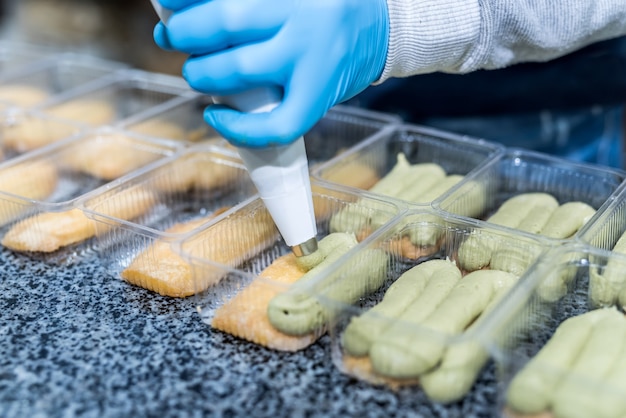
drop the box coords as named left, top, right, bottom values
left=381, top=0, right=626, bottom=80
left=154, top=0, right=626, bottom=147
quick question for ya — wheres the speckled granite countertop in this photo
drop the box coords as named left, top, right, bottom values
left=0, top=247, right=500, bottom=418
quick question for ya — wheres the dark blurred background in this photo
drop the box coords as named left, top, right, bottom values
left=1, top=0, right=625, bottom=167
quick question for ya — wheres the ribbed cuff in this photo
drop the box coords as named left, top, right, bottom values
left=376, top=0, right=485, bottom=83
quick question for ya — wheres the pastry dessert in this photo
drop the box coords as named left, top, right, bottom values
left=506, top=308, right=626, bottom=418
left=0, top=160, right=58, bottom=226
left=329, top=153, right=484, bottom=256
left=61, top=133, right=169, bottom=180
left=44, top=98, right=116, bottom=126
left=2, top=115, right=80, bottom=152
left=458, top=193, right=595, bottom=275
left=120, top=206, right=231, bottom=297
left=341, top=259, right=516, bottom=402
left=0, top=84, right=49, bottom=107
left=127, top=119, right=187, bottom=141
left=150, top=155, right=247, bottom=194
left=2, top=187, right=156, bottom=253
left=212, top=233, right=389, bottom=351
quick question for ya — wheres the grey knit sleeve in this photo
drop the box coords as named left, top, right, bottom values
left=377, top=0, right=626, bottom=82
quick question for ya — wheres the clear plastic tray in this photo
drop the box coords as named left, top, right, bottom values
left=0, top=41, right=53, bottom=78
left=0, top=52, right=127, bottom=109
left=486, top=244, right=626, bottom=418
left=312, top=123, right=504, bottom=208
left=0, top=110, right=85, bottom=159
left=321, top=210, right=549, bottom=408
left=0, top=128, right=180, bottom=263
left=436, top=148, right=626, bottom=241
left=33, top=69, right=195, bottom=128
left=81, top=144, right=260, bottom=287
left=577, top=181, right=626, bottom=251
left=120, top=98, right=401, bottom=162
left=175, top=181, right=405, bottom=350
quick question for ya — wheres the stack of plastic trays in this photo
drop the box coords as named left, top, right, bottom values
left=435, top=148, right=626, bottom=243
left=31, top=68, right=196, bottom=128
left=175, top=181, right=404, bottom=349
left=484, top=243, right=626, bottom=418
left=0, top=52, right=127, bottom=110
left=119, top=96, right=402, bottom=163
left=308, top=210, right=549, bottom=411
left=0, top=128, right=181, bottom=264
left=81, top=144, right=260, bottom=296
left=312, top=123, right=504, bottom=218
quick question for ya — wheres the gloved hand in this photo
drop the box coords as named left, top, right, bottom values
left=153, top=0, right=389, bottom=148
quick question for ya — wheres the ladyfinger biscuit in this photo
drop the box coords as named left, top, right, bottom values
left=211, top=253, right=315, bottom=351
left=2, top=187, right=155, bottom=253
left=120, top=207, right=230, bottom=297
left=128, top=119, right=187, bottom=141
left=0, top=84, right=49, bottom=107
left=0, top=159, right=58, bottom=226
left=62, top=133, right=166, bottom=180
left=150, top=156, right=245, bottom=194
left=44, top=99, right=115, bottom=126
left=2, top=116, right=79, bottom=152
left=212, top=233, right=368, bottom=351
left=320, top=158, right=380, bottom=191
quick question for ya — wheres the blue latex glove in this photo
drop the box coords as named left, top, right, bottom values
left=153, top=0, right=389, bottom=148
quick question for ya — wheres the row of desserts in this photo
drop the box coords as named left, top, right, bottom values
left=5, top=46, right=626, bottom=416
left=75, top=125, right=626, bottom=416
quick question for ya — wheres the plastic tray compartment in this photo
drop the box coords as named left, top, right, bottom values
left=577, top=181, right=626, bottom=252
left=436, top=148, right=626, bottom=242
left=0, top=41, right=52, bottom=77
left=175, top=181, right=405, bottom=351
left=311, top=123, right=504, bottom=211
left=487, top=244, right=626, bottom=418
left=0, top=128, right=179, bottom=263
left=0, top=110, right=85, bottom=160
left=120, top=98, right=401, bottom=161
left=33, top=69, right=195, bottom=128
left=0, top=52, right=126, bottom=109
left=81, top=145, right=260, bottom=287
left=323, top=210, right=549, bottom=409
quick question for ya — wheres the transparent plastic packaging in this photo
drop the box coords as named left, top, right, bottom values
left=0, top=52, right=127, bottom=109
left=0, top=128, right=179, bottom=263
left=486, top=245, right=626, bottom=418
left=578, top=181, right=626, bottom=251
left=120, top=97, right=401, bottom=162
left=0, top=41, right=53, bottom=78
left=175, top=181, right=405, bottom=351
left=322, top=210, right=548, bottom=407
left=33, top=68, right=195, bottom=127
left=312, top=123, right=504, bottom=212
left=436, top=148, right=626, bottom=241
left=81, top=145, right=260, bottom=292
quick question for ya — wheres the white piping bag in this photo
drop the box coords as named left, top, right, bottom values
left=150, top=1, right=318, bottom=256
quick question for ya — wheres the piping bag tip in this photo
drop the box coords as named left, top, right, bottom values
left=236, top=137, right=319, bottom=258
